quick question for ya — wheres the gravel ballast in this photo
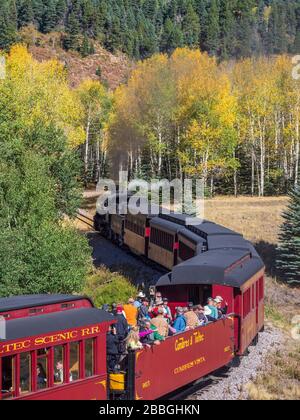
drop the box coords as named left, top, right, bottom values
left=187, top=325, right=284, bottom=400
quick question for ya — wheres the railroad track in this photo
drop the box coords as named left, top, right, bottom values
left=75, top=210, right=95, bottom=230
left=167, top=365, right=232, bottom=400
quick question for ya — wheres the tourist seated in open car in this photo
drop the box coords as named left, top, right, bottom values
left=163, top=298, right=173, bottom=323
left=138, top=298, right=151, bottom=322
left=150, top=299, right=165, bottom=319
left=134, top=292, right=146, bottom=309
left=123, top=298, right=138, bottom=328
left=185, top=303, right=201, bottom=329
left=151, top=308, right=169, bottom=338
left=194, top=305, right=209, bottom=326
left=139, top=320, right=163, bottom=345
left=126, top=327, right=143, bottom=351
left=172, top=307, right=187, bottom=333
left=205, top=298, right=219, bottom=320
left=215, top=296, right=229, bottom=318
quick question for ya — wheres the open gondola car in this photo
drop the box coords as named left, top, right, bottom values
left=157, top=246, right=265, bottom=355
left=0, top=295, right=114, bottom=400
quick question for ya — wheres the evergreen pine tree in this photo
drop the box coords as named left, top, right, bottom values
left=219, top=0, right=236, bottom=60
left=63, top=11, right=81, bottom=51
left=293, top=28, right=300, bottom=54
left=0, top=1, right=18, bottom=50
left=292, top=1, right=300, bottom=53
left=182, top=1, right=201, bottom=48
left=161, top=18, right=184, bottom=54
left=41, top=0, right=57, bottom=33
left=277, top=187, right=300, bottom=285
left=205, top=0, right=220, bottom=55
left=267, top=0, right=288, bottom=54
left=31, top=0, right=44, bottom=29
left=17, top=0, right=34, bottom=28
left=194, top=0, right=209, bottom=49
left=55, top=0, right=67, bottom=28
left=256, top=0, right=268, bottom=54
left=80, top=33, right=91, bottom=57
left=235, top=0, right=255, bottom=58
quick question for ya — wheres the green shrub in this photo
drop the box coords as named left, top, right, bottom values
left=83, top=267, right=137, bottom=307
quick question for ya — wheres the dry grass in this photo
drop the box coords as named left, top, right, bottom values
left=204, top=196, right=287, bottom=245
left=247, top=342, right=300, bottom=400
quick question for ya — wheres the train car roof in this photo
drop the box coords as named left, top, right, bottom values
left=157, top=249, right=264, bottom=288
left=0, top=295, right=93, bottom=313
left=150, top=217, right=186, bottom=235
left=159, top=213, right=201, bottom=226
left=0, top=308, right=115, bottom=343
left=177, top=229, right=207, bottom=252
left=207, top=234, right=250, bottom=251
left=188, top=221, right=242, bottom=238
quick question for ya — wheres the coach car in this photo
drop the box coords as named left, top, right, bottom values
left=157, top=246, right=265, bottom=355
left=0, top=295, right=114, bottom=400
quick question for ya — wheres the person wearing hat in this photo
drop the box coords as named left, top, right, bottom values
left=151, top=308, right=169, bottom=338
left=172, top=307, right=187, bottom=333
left=150, top=299, right=164, bottom=319
left=185, top=304, right=201, bottom=329
left=215, top=296, right=228, bottom=317
left=163, top=298, right=173, bottom=323
left=123, top=298, right=138, bottom=328
left=195, top=305, right=208, bottom=326
left=115, top=305, right=129, bottom=353
left=203, top=306, right=216, bottom=323
left=134, top=292, right=146, bottom=309
left=107, top=325, right=119, bottom=372
left=138, top=298, right=151, bottom=322
left=205, top=298, right=219, bottom=320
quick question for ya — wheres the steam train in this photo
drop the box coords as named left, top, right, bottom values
left=0, top=201, right=265, bottom=400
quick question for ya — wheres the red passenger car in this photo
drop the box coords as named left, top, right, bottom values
left=157, top=246, right=265, bottom=355
left=0, top=295, right=114, bottom=400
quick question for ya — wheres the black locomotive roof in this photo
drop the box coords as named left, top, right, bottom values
left=0, top=308, right=115, bottom=343
left=157, top=249, right=264, bottom=288
left=0, top=294, right=93, bottom=313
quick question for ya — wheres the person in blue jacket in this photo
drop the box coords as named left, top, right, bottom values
left=206, top=298, right=219, bottom=320
left=172, top=307, right=187, bottom=333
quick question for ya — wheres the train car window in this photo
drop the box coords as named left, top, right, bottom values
left=85, top=339, right=94, bottom=378
left=29, top=308, right=44, bottom=315
left=151, top=228, right=174, bottom=252
left=126, top=216, right=145, bottom=237
left=252, top=286, right=255, bottom=310
left=37, top=349, right=48, bottom=390
left=54, top=346, right=65, bottom=385
left=61, top=303, right=75, bottom=310
left=1, top=356, right=15, bottom=399
left=179, top=241, right=195, bottom=261
left=69, top=342, right=80, bottom=381
left=243, top=289, right=251, bottom=319
left=259, top=277, right=264, bottom=301
left=20, top=353, right=31, bottom=395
